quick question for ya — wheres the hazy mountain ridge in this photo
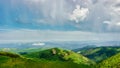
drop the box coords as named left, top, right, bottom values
left=0, top=41, right=119, bottom=50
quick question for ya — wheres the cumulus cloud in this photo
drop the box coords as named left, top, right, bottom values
left=69, top=5, right=89, bottom=23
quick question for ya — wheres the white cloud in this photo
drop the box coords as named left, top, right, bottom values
left=106, top=0, right=120, bottom=24
left=32, top=42, right=45, bottom=46
left=69, top=5, right=89, bottom=23
left=103, top=21, right=120, bottom=26
left=103, top=21, right=120, bottom=31
left=115, top=22, right=120, bottom=26
left=85, top=0, right=120, bottom=32
left=103, top=21, right=111, bottom=24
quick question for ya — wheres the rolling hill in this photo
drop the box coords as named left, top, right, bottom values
left=1, top=46, right=120, bottom=68
left=0, top=48, right=94, bottom=68
left=22, top=48, right=95, bottom=65
left=73, top=46, right=120, bottom=62
left=97, top=53, right=120, bottom=68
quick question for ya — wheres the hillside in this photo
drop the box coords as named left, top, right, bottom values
left=0, top=51, right=38, bottom=68
left=1, top=47, right=120, bottom=68
left=97, top=53, right=120, bottom=68
left=22, top=48, right=95, bottom=65
left=0, top=50, right=93, bottom=68
left=73, top=46, right=120, bottom=62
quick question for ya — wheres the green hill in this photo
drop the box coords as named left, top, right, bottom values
left=22, top=48, right=95, bottom=65
left=97, top=53, right=120, bottom=68
left=0, top=49, right=93, bottom=68
left=3, top=47, right=120, bottom=68
left=73, top=46, right=120, bottom=62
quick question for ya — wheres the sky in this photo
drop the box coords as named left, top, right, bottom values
left=0, top=0, right=120, bottom=43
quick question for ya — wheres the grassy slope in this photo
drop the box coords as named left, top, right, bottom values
left=97, top=53, right=120, bottom=68
left=0, top=50, right=93, bottom=68
left=2, top=47, right=120, bottom=68
left=74, top=46, right=120, bottom=62
left=22, top=48, right=95, bottom=65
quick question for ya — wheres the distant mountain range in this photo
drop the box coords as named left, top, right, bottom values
left=0, top=41, right=120, bottom=50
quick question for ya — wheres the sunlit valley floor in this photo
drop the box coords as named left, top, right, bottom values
left=0, top=41, right=120, bottom=68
